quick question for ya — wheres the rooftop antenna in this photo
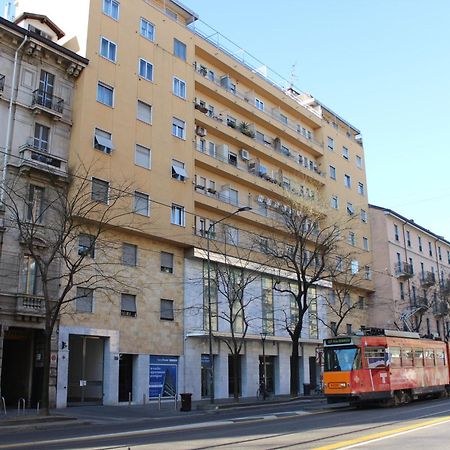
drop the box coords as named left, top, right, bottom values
left=289, top=62, right=299, bottom=93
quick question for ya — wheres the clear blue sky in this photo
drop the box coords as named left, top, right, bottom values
left=185, top=0, right=450, bottom=240
left=2, top=0, right=448, bottom=239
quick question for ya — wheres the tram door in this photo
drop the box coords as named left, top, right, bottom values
left=67, top=335, right=104, bottom=404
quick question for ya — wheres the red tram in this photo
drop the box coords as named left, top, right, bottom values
left=323, top=329, right=450, bottom=405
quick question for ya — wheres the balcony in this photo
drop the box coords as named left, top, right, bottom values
left=420, top=271, right=436, bottom=287
left=16, top=294, right=45, bottom=318
left=413, top=296, right=428, bottom=311
left=31, top=89, right=64, bottom=119
left=394, top=262, right=414, bottom=279
left=440, top=279, right=450, bottom=295
left=19, top=139, right=68, bottom=177
left=433, top=301, right=449, bottom=317
left=0, top=74, right=5, bottom=95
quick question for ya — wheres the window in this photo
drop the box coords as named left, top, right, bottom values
left=356, top=155, right=362, bottom=168
left=138, top=58, right=153, bottom=81
left=91, top=177, right=109, bottom=203
left=261, top=277, right=274, bottom=335
left=223, top=225, right=239, bottom=244
left=358, top=296, right=365, bottom=310
left=428, top=241, right=433, bottom=257
left=208, top=70, right=215, bottom=81
left=171, top=204, right=185, bottom=226
left=363, top=237, right=369, bottom=251
left=361, top=209, right=367, bottom=223
left=229, top=188, right=239, bottom=206
left=330, top=321, right=337, bottom=334
left=135, top=144, right=151, bottom=169
left=351, top=260, right=359, bottom=274
left=348, top=231, right=356, bottom=246
left=418, top=236, right=423, bottom=252
left=172, top=117, right=185, bottom=139
left=173, top=77, right=186, bottom=99
left=161, top=252, right=174, bottom=273
left=358, top=182, right=365, bottom=195
left=438, top=246, right=442, bottom=261
left=160, top=299, right=174, bottom=320
left=346, top=324, right=352, bottom=334
left=27, top=185, right=44, bottom=223
left=394, top=224, right=399, bottom=241
left=327, top=136, right=334, bottom=151
left=346, top=202, right=354, bottom=215
left=342, top=146, right=349, bottom=159
left=100, top=37, right=117, bottom=62
left=280, top=113, right=288, bottom=124
left=33, top=123, right=49, bottom=151
left=166, top=8, right=177, bottom=20
left=227, top=115, right=236, bottom=128
left=122, top=243, right=137, bottom=266
left=121, top=294, right=137, bottom=317
left=364, top=265, right=371, bottom=280
left=400, top=282, right=405, bottom=300
left=406, top=230, right=411, bottom=247
left=344, top=174, right=351, bottom=188
left=94, top=128, right=114, bottom=154
left=140, top=18, right=154, bottom=41
left=21, top=255, right=39, bottom=295
left=97, top=82, right=114, bottom=107
left=228, top=152, right=238, bottom=166
left=103, top=0, right=119, bottom=20
left=172, top=160, right=188, bottom=181
left=76, top=288, right=93, bottom=313
left=78, top=234, right=95, bottom=258
left=173, top=38, right=186, bottom=60
left=331, top=195, right=339, bottom=209
left=329, top=165, right=336, bottom=180
left=255, top=98, right=264, bottom=111
left=137, top=100, right=152, bottom=124
left=134, top=191, right=149, bottom=216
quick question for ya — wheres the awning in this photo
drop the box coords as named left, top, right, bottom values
left=95, top=134, right=114, bottom=151
left=172, top=165, right=188, bottom=179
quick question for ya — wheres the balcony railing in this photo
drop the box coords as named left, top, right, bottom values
left=394, top=262, right=414, bottom=278
left=0, top=74, right=5, bottom=93
left=420, top=271, right=436, bottom=287
left=31, top=89, right=64, bottom=116
left=19, top=139, right=68, bottom=175
left=195, top=66, right=323, bottom=150
left=16, top=294, right=45, bottom=317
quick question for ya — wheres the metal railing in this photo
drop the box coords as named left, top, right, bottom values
left=394, top=262, right=414, bottom=278
left=31, top=89, right=64, bottom=114
left=420, top=272, right=436, bottom=287
left=19, top=140, right=68, bottom=172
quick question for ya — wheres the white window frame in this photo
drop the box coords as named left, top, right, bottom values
left=363, top=237, right=369, bottom=251
left=134, top=191, right=150, bottom=216
left=99, top=36, right=117, bottom=62
left=137, top=100, right=152, bottom=124
left=138, top=58, right=153, bottom=81
left=344, top=174, right=351, bottom=188
left=76, top=287, right=94, bottom=313
left=171, top=203, right=185, bottom=226
left=135, top=144, right=151, bottom=169
left=103, top=0, right=119, bottom=20
left=172, top=117, right=185, bottom=139
left=342, top=146, right=349, bottom=160
left=329, top=165, right=336, bottom=180
left=173, top=38, right=186, bottom=60
left=358, top=182, right=365, bottom=195
left=327, top=136, right=334, bottom=151
left=331, top=195, right=339, bottom=209
left=356, top=155, right=363, bottom=169
left=91, top=177, right=109, bottom=204
left=255, top=98, right=264, bottom=111
left=97, top=82, right=114, bottom=107
left=94, top=128, right=114, bottom=154
left=173, top=77, right=186, bottom=99
left=172, top=159, right=188, bottom=181
left=140, top=17, right=155, bottom=41
left=361, top=209, right=367, bottom=223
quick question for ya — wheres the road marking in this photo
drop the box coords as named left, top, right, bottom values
left=313, top=416, right=450, bottom=450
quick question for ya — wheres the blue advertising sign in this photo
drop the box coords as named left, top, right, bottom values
left=149, top=355, right=178, bottom=398
left=201, top=354, right=211, bottom=367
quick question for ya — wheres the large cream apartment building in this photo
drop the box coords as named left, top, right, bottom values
left=11, top=0, right=373, bottom=405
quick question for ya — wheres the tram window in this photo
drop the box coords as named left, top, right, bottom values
left=324, top=347, right=360, bottom=372
left=435, top=349, right=445, bottom=366
left=365, top=347, right=386, bottom=369
left=389, top=347, right=401, bottom=368
left=424, top=349, right=435, bottom=367
left=414, top=348, right=424, bottom=367
left=402, top=348, right=413, bottom=367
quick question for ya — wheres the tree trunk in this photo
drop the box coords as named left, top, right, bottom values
left=232, top=353, right=239, bottom=400
left=290, top=339, right=300, bottom=397
left=40, top=330, right=52, bottom=415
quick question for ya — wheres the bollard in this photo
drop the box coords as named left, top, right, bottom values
left=143, top=393, right=146, bottom=405
left=128, top=392, right=132, bottom=406
left=174, top=394, right=177, bottom=410
left=1, top=396, right=6, bottom=415
left=17, top=398, right=25, bottom=416
left=158, top=394, right=161, bottom=410
left=36, top=402, right=40, bottom=415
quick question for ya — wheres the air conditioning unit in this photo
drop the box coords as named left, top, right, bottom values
left=240, top=149, right=250, bottom=161
left=196, top=126, right=207, bottom=137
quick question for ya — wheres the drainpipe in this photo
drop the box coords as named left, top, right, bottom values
left=0, top=34, right=29, bottom=205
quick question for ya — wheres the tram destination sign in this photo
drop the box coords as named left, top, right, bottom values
left=324, top=337, right=352, bottom=346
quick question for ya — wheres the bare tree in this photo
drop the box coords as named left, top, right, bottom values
left=1, top=165, right=135, bottom=415
left=261, top=197, right=355, bottom=396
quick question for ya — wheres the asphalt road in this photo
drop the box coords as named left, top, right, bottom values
left=1, top=398, right=450, bottom=449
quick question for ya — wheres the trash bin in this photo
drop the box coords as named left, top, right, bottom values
left=180, top=393, right=192, bottom=412
left=303, top=383, right=311, bottom=396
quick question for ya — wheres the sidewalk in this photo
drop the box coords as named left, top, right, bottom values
left=0, top=395, right=326, bottom=430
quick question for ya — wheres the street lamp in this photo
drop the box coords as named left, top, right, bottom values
left=207, top=206, right=252, bottom=404
left=260, top=331, right=268, bottom=400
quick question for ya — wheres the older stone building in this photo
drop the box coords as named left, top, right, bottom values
left=0, top=14, right=87, bottom=407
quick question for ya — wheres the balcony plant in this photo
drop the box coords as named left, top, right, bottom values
left=239, top=121, right=255, bottom=138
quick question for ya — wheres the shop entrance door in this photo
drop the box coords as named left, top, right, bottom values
left=67, top=335, right=104, bottom=405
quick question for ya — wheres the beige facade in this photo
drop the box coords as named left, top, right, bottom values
left=0, top=14, right=87, bottom=407
left=12, top=0, right=374, bottom=403
left=369, top=204, right=450, bottom=336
